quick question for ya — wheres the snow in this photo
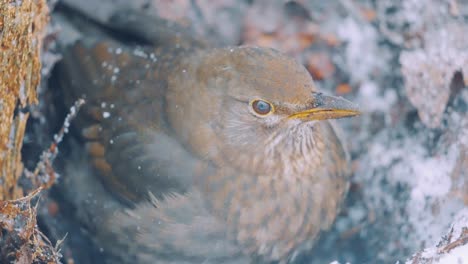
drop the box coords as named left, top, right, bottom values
left=354, top=124, right=466, bottom=258
left=437, top=244, right=468, bottom=264
left=406, top=208, right=468, bottom=263
left=451, top=209, right=468, bottom=239
left=337, top=17, right=386, bottom=84
left=405, top=145, right=457, bottom=201
left=326, top=1, right=468, bottom=262
left=358, top=81, right=397, bottom=112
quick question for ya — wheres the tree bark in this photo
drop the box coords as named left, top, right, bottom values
left=0, top=0, right=48, bottom=200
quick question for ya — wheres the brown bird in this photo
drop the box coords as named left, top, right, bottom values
left=55, top=9, right=360, bottom=264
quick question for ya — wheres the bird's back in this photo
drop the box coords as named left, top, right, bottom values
left=56, top=14, right=203, bottom=204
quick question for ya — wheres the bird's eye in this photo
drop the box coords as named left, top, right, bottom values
left=250, top=99, right=273, bottom=116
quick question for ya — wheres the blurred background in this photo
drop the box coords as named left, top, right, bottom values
left=0, top=0, right=467, bottom=263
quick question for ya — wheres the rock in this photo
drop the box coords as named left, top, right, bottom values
left=401, top=23, right=468, bottom=128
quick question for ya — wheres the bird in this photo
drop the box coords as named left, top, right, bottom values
left=54, top=8, right=360, bottom=264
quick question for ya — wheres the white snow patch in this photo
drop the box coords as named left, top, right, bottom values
left=408, top=147, right=456, bottom=201
left=437, top=244, right=468, bottom=264
left=337, top=17, right=386, bottom=83
left=405, top=208, right=468, bottom=264
left=358, top=81, right=397, bottom=112
left=450, top=208, right=468, bottom=245
left=360, top=131, right=464, bottom=252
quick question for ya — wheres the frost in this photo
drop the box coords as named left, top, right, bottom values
left=133, top=48, right=148, bottom=58
left=437, top=245, right=468, bottom=264
left=346, top=86, right=467, bottom=261
left=449, top=208, right=468, bottom=245
left=406, top=209, right=468, bottom=264
left=408, top=146, right=457, bottom=201
left=400, top=22, right=468, bottom=128
left=329, top=261, right=350, bottom=264
left=337, top=17, right=386, bottom=84
left=18, top=83, right=27, bottom=106
left=358, top=81, right=397, bottom=112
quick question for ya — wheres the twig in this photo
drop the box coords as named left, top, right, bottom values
left=438, top=228, right=468, bottom=254
left=30, top=98, right=85, bottom=188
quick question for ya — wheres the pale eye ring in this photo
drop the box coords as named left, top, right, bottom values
left=250, top=99, right=274, bottom=116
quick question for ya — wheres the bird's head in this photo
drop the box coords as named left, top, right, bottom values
left=166, top=46, right=360, bottom=173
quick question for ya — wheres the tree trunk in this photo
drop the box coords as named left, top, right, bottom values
left=0, top=0, right=48, bottom=200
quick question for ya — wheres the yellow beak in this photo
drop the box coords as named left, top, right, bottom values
left=289, top=92, right=361, bottom=120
